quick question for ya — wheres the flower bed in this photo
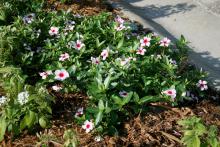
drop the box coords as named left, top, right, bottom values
left=0, top=0, right=219, bottom=146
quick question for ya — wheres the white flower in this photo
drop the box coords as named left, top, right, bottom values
left=54, top=69, right=69, bottom=81
left=23, top=13, right=35, bottom=24
left=39, top=70, right=53, bottom=79
left=18, top=91, right=29, bottom=105
left=94, top=135, right=103, bottom=142
left=74, top=107, right=84, bottom=118
left=119, top=91, right=128, bottom=97
left=82, top=120, right=94, bottom=133
left=52, top=85, right=62, bottom=91
left=140, top=37, right=151, bottom=47
left=59, top=53, right=70, bottom=61
left=49, top=27, right=59, bottom=36
left=136, top=47, right=146, bottom=55
left=73, top=40, right=85, bottom=50
left=160, top=37, right=171, bottom=47
left=162, top=89, right=176, bottom=99
left=101, top=49, right=109, bottom=60
left=0, top=96, right=7, bottom=106
left=91, top=57, right=100, bottom=65
left=197, top=80, right=208, bottom=91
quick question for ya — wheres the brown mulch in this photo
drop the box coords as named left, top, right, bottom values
left=1, top=99, right=220, bottom=147
left=1, top=1, right=220, bottom=147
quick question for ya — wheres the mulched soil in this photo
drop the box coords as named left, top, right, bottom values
left=1, top=0, right=220, bottom=146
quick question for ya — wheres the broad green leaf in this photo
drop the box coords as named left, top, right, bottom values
left=117, top=37, right=124, bottom=49
left=0, top=118, right=7, bottom=141
left=25, top=111, right=36, bottom=128
left=95, top=111, right=103, bottom=126
left=122, top=92, right=133, bottom=104
left=39, top=117, right=47, bottom=128
left=139, top=96, right=159, bottom=104
left=111, top=95, right=122, bottom=105
left=104, top=75, right=111, bottom=89
left=98, top=99, right=105, bottom=111
left=133, top=92, right=140, bottom=103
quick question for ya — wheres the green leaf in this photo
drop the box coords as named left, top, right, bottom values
left=133, top=92, right=140, bottom=103
left=0, top=118, right=7, bottom=142
left=25, top=111, right=36, bottom=128
left=122, top=92, right=133, bottom=104
left=95, top=111, right=103, bottom=126
left=104, top=75, right=111, bottom=89
left=138, top=96, right=159, bottom=104
left=98, top=99, right=105, bottom=111
left=182, top=134, right=200, bottom=147
left=39, top=117, right=47, bottom=128
left=117, top=37, right=124, bottom=49
left=111, top=95, right=123, bottom=105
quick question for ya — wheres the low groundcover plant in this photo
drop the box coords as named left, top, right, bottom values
left=0, top=2, right=209, bottom=142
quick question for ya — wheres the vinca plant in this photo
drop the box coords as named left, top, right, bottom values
left=0, top=0, right=210, bottom=141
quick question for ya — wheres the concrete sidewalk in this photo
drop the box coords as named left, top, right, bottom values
left=109, top=0, right=220, bottom=91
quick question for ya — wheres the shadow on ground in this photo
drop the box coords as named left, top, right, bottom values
left=111, top=0, right=220, bottom=90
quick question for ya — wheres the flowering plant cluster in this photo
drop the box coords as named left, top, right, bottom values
left=0, top=2, right=209, bottom=140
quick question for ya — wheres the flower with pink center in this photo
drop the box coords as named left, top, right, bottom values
left=197, top=80, right=208, bottom=91
left=115, top=16, right=125, bottom=24
left=39, top=70, right=52, bottom=79
left=52, top=85, right=62, bottom=91
left=160, top=37, right=171, bottom=47
left=49, top=27, right=59, bottom=36
left=74, top=40, right=85, bottom=50
left=91, top=57, right=100, bottom=65
left=82, top=120, right=94, bottom=133
left=162, top=89, right=176, bottom=99
left=59, top=53, right=70, bottom=61
left=119, top=91, right=128, bottom=98
left=140, top=37, right=151, bottom=47
left=101, top=49, right=109, bottom=60
left=136, top=47, right=146, bottom=55
left=74, top=107, right=84, bottom=118
left=54, top=69, right=69, bottom=81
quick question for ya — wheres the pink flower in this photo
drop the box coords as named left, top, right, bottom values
left=101, top=49, right=109, bottom=60
left=49, top=27, right=59, bottom=36
left=91, top=57, right=100, bottom=65
left=136, top=47, right=146, bottom=55
left=74, top=40, right=85, bottom=50
left=82, top=120, right=94, bottom=133
left=115, top=16, right=124, bottom=24
left=59, top=53, right=70, bottom=61
left=160, top=37, right=171, bottom=47
left=39, top=70, right=52, bottom=79
left=162, top=89, right=176, bottom=99
left=119, top=91, right=128, bottom=97
left=197, top=80, right=208, bottom=91
left=115, top=24, right=126, bottom=31
left=52, top=85, right=62, bottom=91
left=54, top=69, right=69, bottom=81
left=140, top=37, right=151, bottom=47
left=75, top=107, right=84, bottom=118
left=120, top=58, right=130, bottom=66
